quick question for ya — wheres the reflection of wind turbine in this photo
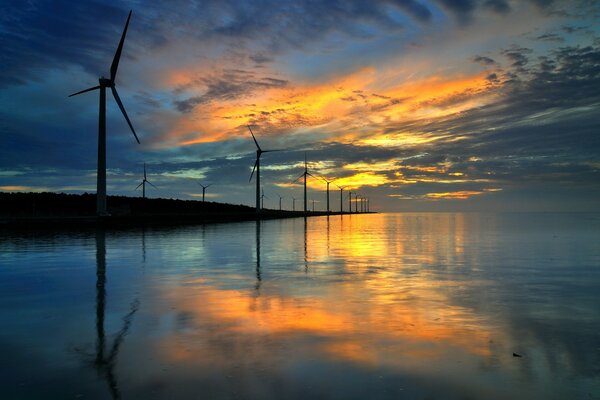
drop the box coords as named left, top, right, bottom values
left=197, top=182, right=211, bottom=202
left=69, top=11, right=140, bottom=216
left=135, top=163, right=157, bottom=199
left=276, top=193, right=284, bottom=211
left=335, top=184, right=346, bottom=213
left=84, top=230, right=139, bottom=399
left=248, top=125, right=280, bottom=214
left=255, top=221, right=261, bottom=290
left=294, top=153, right=314, bottom=214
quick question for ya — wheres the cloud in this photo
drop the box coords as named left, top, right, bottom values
left=472, top=55, right=497, bottom=65
left=174, top=70, right=288, bottom=113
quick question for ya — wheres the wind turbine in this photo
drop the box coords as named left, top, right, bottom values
left=197, top=182, right=211, bottom=202
left=355, top=193, right=360, bottom=213
left=292, top=197, right=297, bottom=212
left=69, top=10, right=140, bottom=216
left=320, top=177, right=334, bottom=214
left=348, top=191, right=352, bottom=213
left=335, top=184, right=346, bottom=213
left=135, top=163, right=157, bottom=199
left=293, top=152, right=314, bottom=214
left=248, top=125, right=279, bottom=214
left=260, top=188, right=268, bottom=210
left=276, top=193, right=284, bottom=211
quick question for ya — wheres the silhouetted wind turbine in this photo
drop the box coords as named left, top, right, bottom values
left=355, top=193, right=360, bottom=213
left=69, top=10, right=140, bottom=216
left=348, top=190, right=352, bottom=213
left=292, top=197, right=297, bottom=212
left=293, top=153, right=314, bottom=214
left=320, top=176, right=334, bottom=214
left=248, top=125, right=280, bottom=214
left=197, top=182, right=211, bottom=202
left=260, top=188, right=268, bottom=209
left=335, top=184, right=346, bottom=213
left=135, top=163, right=157, bottom=199
left=276, top=192, right=284, bottom=211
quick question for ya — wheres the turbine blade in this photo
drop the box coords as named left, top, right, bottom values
left=147, top=181, right=158, bottom=189
left=135, top=182, right=143, bottom=190
left=111, top=86, right=140, bottom=144
left=110, top=10, right=132, bottom=82
left=249, top=159, right=258, bottom=182
left=68, top=85, right=101, bottom=97
left=247, top=125, right=261, bottom=151
left=206, top=184, right=212, bottom=188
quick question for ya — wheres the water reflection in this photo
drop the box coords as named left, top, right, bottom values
left=0, top=214, right=599, bottom=399
left=91, top=230, right=139, bottom=400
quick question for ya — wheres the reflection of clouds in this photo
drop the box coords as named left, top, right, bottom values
left=156, top=215, right=501, bottom=373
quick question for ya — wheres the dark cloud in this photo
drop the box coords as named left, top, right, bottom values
left=535, top=33, right=565, bottom=42
left=482, top=0, right=511, bottom=14
left=472, top=55, right=497, bottom=65
left=0, top=0, right=437, bottom=88
left=501, top=46, right=533, bottom=72
left=434, top=0, right=477, bottom=24
left=174, top=70, right=288, bottom=113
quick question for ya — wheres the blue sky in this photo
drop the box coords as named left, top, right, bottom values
left=1, top=0, right=599, bottom=211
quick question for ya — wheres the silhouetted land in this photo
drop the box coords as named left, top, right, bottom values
left=0, top=192, right=369, bottom=228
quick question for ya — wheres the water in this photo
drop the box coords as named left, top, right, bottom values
left=1, top=213, right=599, bottom=399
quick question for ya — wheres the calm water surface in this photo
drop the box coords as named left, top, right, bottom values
left=1, top=213, right=599, bottom=399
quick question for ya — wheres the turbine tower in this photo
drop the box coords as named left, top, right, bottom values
left=135, top=163, right=157, bottom=199
left=293, top=153, right=313, bottom=214
left=276, top=193, right=284, bottom=211
left=197, top=182, right=211, bottom=202
left=248, top=125, right=278, bottom=214
left=69, top=10, right=140, bottom=216
left=348, top=191, right=352, bottom=213
left=335, top=184, right=346, bottom=213
left=292, top=197, right=297, bottom=212
left=320, top=177, right=334, bottom=214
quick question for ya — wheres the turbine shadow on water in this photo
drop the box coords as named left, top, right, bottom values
left=73, top=230, right=140, bottom=399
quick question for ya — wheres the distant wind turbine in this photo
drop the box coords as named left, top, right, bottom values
left=335, top=184, right=346, bottom=213
left=135, top=163, right=157, bottom=199
left=260, top=188, right=268, bottom=210
left=293, top=153, right=314, bottom=214
left=276, top=193, right=284, bottom=211
left=69, top=10, right=140, bottom=216
left=348, top=191, right=352, bottom=213
left=248, top=125, right=279, bottom=214
left=320, top=177, right=334, bottom=214
left=292, top=197, right=297, bottom=212
left=197, top=182, right=211, bottom=202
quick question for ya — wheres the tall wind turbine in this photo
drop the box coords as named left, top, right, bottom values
left=69, top=10, right=140, bottom=216
left=248, top=125, right=279, bottom=214
left=197, top=182, right=211, bottom=202
left=276, top=193, right=284, bottom=211
left=135, top=163, right=157, bottom=199
left=320, top=177, right=334, bottom=214
left=335, top=184, right=346, bottom=213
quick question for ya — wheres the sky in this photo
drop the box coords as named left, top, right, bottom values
left=1, top=0, right=599, bottom=212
